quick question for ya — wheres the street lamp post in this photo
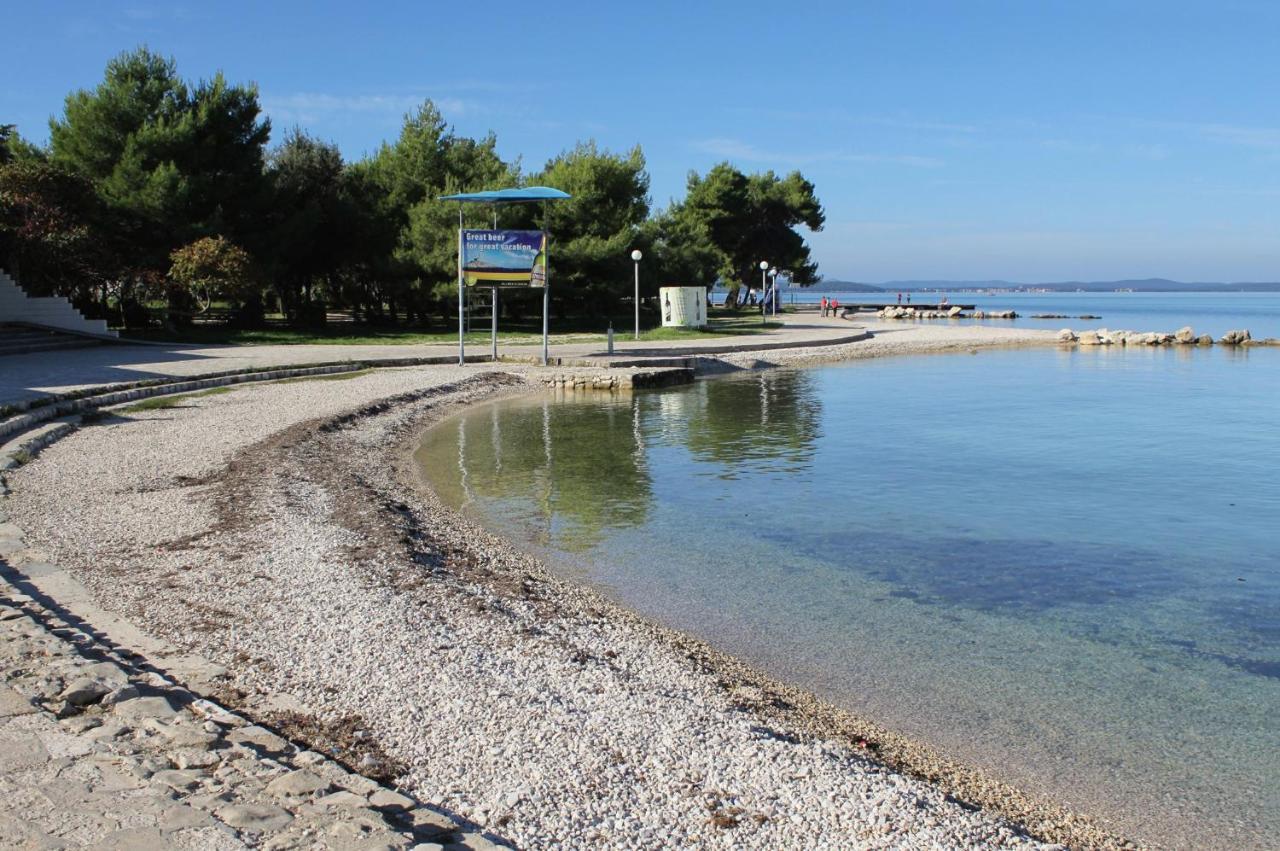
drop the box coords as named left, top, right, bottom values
left=770, top=266, right=779, bottom=317
left=759, top=260, right=769, bottom=324
left=631, top=249, right=643, bottom=340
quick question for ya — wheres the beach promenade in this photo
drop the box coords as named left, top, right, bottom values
left=0, top=314, right=1042, bottom=405
left=0, top=321, right=1123, bottom=850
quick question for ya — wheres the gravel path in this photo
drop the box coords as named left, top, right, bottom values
left=3, top=326, right=1123, bottom=849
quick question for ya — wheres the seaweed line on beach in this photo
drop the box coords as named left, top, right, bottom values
left=3, top=337, right=1147, bottom=849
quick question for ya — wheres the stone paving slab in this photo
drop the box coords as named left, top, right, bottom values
left=0, top=571, right=512, bottom=850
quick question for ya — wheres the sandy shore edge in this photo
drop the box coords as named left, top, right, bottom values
left=3, top=326, right=1139, bottom=849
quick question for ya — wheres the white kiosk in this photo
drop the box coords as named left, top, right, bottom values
left=660, top=286, right=708, bottom=329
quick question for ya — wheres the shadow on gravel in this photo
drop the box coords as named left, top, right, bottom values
left=0, top=555, right=517, bottom=849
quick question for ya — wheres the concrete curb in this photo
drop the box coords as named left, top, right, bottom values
left=0, top=356, right=501, bottom=443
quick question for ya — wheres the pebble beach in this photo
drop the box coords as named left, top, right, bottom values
left=1, top=324, right=1137, bottom=849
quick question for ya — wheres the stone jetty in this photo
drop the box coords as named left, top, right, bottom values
left=875, top=305, right=1019, bottom=320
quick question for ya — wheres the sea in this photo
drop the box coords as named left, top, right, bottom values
left=793, top=290, right=1280, bottom=339
left=417, top=292, right=1280, bottom=849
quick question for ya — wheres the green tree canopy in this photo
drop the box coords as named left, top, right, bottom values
left=369, top=101, right=516, bottom=316
left=11, top=52, right=832, bottom=332
left=529, top=141, right=650, bottom=312
left=263, top=129, right=348, bottom=321
left=168, top=235, right=253, bottom=313
left=49, top=47, right=270, bottom=271
left=668, top=162, right=825, bottom=292
left=0, top=160, right=107, bottom=298
left=0, top=125, right=45, bottom=165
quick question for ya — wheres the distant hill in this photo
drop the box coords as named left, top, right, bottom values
left=880, top=280, right=1020, bottom=291
left=729, top=277, right=1280, bottom=292
left=803, top=279, right=885, bottom=292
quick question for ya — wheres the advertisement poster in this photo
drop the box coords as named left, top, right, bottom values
left=461, top=229, right=547, bottom=287
left=660, top=286, right=707, bottom=328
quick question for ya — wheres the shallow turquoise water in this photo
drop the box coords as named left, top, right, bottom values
left=418, top=345, right=1280, bottom=849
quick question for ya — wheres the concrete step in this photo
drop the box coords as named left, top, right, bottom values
left=0, top=325, right=105, bottom=356
left=0, top=338, right=102, bottom=356
left=0, top=268, right=118, bottom=338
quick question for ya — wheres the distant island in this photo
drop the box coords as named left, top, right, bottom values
left=802, top=278, right=1280, bottom=293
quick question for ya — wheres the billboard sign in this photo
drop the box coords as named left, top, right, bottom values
left=461, top=229, right=546, bottom=288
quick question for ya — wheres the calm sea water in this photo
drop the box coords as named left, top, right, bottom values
left=791, top=290, right=1280, bottom=339
left=418, top=341, right=1280, bottom=849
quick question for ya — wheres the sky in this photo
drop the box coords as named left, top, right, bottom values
left=4, top=0, right=1280, bottom=283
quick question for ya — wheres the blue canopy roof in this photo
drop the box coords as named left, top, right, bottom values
left=438, top=186, right=571, bottom=204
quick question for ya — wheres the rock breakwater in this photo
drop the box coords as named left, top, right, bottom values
left=1055, top=326, right=1279, bottom=347
left=875, top=306, right=1019, bottom=320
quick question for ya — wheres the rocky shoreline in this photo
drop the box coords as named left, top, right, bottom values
left=1, top=327, right=1140, bottom=849
left=1055, top=325, right=1278, bottom=347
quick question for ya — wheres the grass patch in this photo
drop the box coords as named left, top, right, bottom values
left=274, top=368, right=375, bottom=384
left=122, top=324, right=600, bottom=347
left=121, top=386, right=233, bottom=413
left=119, top=307, right=780, bottom=347
left=637, top=316, right=782, bottom=341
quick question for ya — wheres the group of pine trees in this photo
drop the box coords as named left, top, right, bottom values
left=0, top=48, right=825, bottom=330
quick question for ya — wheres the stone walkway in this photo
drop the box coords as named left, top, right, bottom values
left=0, top=570, right=507, bottom=850
left=0, top=315, right=861, bottom=405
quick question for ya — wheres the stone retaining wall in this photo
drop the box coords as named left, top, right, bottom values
left=538, top=367, right=693, bottom=391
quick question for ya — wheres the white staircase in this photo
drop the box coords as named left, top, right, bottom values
left=0, top=268, right=117, bottom=338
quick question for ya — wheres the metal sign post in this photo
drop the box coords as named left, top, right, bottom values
left=457, top=205, right=465, bottom=365
left=441, top=187, right=570, bottom=368
left=541, top=200, right=549, bottom=366
left=491, top=287, right=498, bottom=361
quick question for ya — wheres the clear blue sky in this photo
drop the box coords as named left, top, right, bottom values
left=5, top=0, right=1280, bottom=282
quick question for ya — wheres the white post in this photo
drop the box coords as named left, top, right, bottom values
left=491, top=286, right=498, bottom=361
left=631, top=249, right=643, bottom=340
left=457, top=204, right=465, bottom=365
left=760, top=263, right=768, bottom=324
left=634, top=261, right=640, bottom=339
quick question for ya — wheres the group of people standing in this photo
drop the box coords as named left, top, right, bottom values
left=819, top=296, right=841, bottom=317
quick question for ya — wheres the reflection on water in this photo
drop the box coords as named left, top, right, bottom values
left=424, top=393, right=653, bottom=551
left=418, top=349, right=1280, bottom=849
left=419, top=370, right=823, bottom=550
left=685, top=370, right=823, bottom=474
